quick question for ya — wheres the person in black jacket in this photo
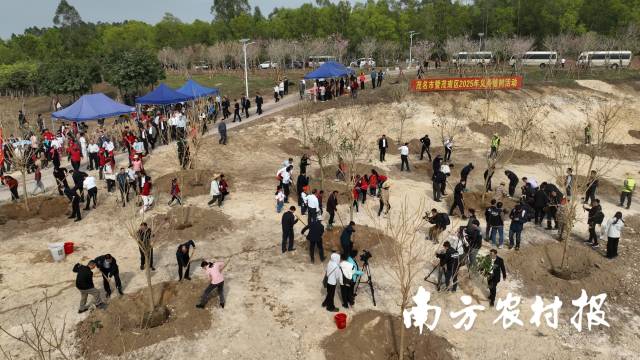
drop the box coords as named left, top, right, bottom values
left=460, top=163, right=474, bottom=182
left=508, top=202, right=527, bottom=250
left=533, top=187, right=549, bottom=225
left=296, top=173, right=309, bottom=207
left=432, top=154, right=442, bottom=173
left=449, top=180, right=467, bottom=218
left=116, top=168, right=129, bottom=207
left=233, top=99, right=241, bottom=122
left=301, top=217, right=325, bottom=263
left=427, top=209, right=449, bottom=243
left=545, top=190, right=561, bottom=230
left=377, top=135, right=388, bottom=162
left=67, top=186, right=82, bottom=222
left=340, top=221, right=356, bottom=257
left=73, top=261, right=105, bottom=313
left=488, top=249, right=507, bottom=307
left=466, top=220, right=482, bottom=268
left=419, top=134, right=432, bottom=161
left=176, top=240, right=196, bottom=280
left=485, top=199, right=496, bottom=239
left=487, top=202, right=505, bottom=248
left=583, top=199, right=604, bottom=247
left=432, top=169, right=446, bottom=202
left=504, top=170, right=519, bottom=197
left=584, top=170, right=599, bottom=204
left=281, top=206, right=298, bottom=253
left=435, top=241, right=457, bottom=291
left=484, top=166, right=495, bottom=192
left=54, top=167, right=69, bottom=195
left=94, top=254, right=123, bottom=297
left=326, top=191, right=338, bottom=229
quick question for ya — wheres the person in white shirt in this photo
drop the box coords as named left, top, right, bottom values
left=278, top=166, right=293, bottom=203
left=104, top=140, right=115, bottom=153
left=275, top=185, right=285, bottom=213
left=83, top=176, right=98, bottom=210
left=444, top=137, right=454, bottom=161
left=208, top=175, right=221, bottom=207
left=307, top=189, right=320, bottom=223
left=79, top=134, right=87, bottom=159
left=440, top=163, right=451, bottom=177
left=399, top=142, right=410, bottom=172
left=279, top=81, right=285, bottom=98
left=87, top=141, right=99, bottom=170
left=602, top=212, right=624, bottom=259
left=273, top=85, right=280, bottom=102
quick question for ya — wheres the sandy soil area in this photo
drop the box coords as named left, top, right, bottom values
left=1, top=80, right=640, bottom=359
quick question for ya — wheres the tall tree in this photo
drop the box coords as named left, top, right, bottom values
left=103, top=49, right=165, bottom=97
left=52, top=0, right=82, bottom=27
left=210, top=0, right=250, bottom=23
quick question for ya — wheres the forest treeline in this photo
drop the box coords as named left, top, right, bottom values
left=1, top=0, right=639, bottom=98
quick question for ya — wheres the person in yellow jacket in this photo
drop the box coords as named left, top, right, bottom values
left=489, top=133, right=501, bottom=158
left=620, top=174, right=636, bottom=209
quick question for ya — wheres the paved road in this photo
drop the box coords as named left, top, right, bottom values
left=0, top=93, right=302, bottom=203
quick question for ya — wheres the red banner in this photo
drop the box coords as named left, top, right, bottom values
left=0, top=128, right=4, bottom=165
left=410, top=76, right=523, bottom=92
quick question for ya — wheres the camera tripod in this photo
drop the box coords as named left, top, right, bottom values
left=355, top=260, right=376, bottom=306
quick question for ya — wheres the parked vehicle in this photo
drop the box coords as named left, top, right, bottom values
left=451, top=52, right=493, bottom=66
left=577, top=51, right=632, bottom=68
left=193, top=61, right=210, bottom=70
left=308, top=56, right=336, bottom=67
left=259, top=61, right=279, bottom=69
left=509, top=51, right=558, bottom=68
left=286, top=60, right=304, bottom=69
left=349, top=58, right=376, bottom=68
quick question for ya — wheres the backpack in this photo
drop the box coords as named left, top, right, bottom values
left=442, top=213, right=451, bottom=226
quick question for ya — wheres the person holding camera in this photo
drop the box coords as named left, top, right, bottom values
left=426, top=209, right=450, bottom=243
left=435, top=241, right=457, bottom=292
left=466, top=220, right=482, bottom=268
left=196, top=260, right=226, bottom=309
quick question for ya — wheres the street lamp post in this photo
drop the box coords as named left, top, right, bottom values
left=408, top=31, right=419, bottom=68
left=239, top=38, right=254, bottom=99
left=478, top=33, right=485, bottom=51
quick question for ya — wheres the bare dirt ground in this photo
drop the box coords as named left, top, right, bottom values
left=1, top=79, right=640, bottom=359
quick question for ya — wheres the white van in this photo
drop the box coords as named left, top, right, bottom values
left=510, top=51, right=558, bottom=68
left=577, top=51, right=632, bottom=68
left=451, top=52, right=493, bottom=66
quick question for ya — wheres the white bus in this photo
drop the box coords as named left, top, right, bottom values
left=509, top=51, right=558, bottom=68
left=577, top=51, right=632, bottom=68
left=308, top=56, right=337, bottom=67
left=451, top=52, right=493, bottom=66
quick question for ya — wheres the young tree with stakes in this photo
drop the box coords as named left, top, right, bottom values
left=305, top=114, right=337, bottom=192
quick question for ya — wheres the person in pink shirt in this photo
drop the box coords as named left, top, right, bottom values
left=132, top=155, right=143, bottom=172
left=196, top=260, right=226, bottom=309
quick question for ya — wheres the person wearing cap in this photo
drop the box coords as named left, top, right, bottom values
left=620, top=173, right=635, bottom=209
left=73, top=260, right=106, bottom=313
left=176, top=240, right=196, bottom=281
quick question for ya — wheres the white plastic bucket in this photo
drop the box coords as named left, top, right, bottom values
left=48, top=243, right=65, bottom=262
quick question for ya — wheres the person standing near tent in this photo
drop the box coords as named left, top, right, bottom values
left=359, top=72, right=366, bottom=90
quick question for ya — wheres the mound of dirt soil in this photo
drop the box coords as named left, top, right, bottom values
left=152, top=206, right=233, bottom=245
left=628, top=130, right=640, bottom=140
left=468, top=121, right=511, bottom=138
left=299, top=224, right=395, bottom=259
left=503, top=242, right=617, bottom=303
left=278, top=137, right=307, bottom=157
left=155, top=170, right=229, bottom=197
left=323, top=310, right=454, bottom=360
left=446, top=191, right=517, bottom=213
left=76, top=280, right=212, bottom=359
left=509, top=149, right=551, bottom=165
left=0, top=196, right=69, bottom=222
left=577, top=143, right=640, bottom=162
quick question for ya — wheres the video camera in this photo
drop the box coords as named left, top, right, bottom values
left=360, top=249, right=373, bottom=263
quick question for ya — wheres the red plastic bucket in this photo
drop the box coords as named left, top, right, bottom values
left=63, top=242, right=74, bottom=255
left=334, top=313, right=347, bottom=329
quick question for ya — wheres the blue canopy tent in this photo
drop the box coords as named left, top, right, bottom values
left=303, top=61, right=354, bottom=79
left=51, top=93, right=135, bottom=122
left=135, top=83, right=193, bottom=105
left=176, top=79, right=219, bottom=99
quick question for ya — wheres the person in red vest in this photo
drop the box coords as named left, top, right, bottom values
left=140, top=175, right=153, bottom=214
left=368, top=171, right=378, bottom=196
left=351, top=182, right=360, bottom=213
left=69, top=142, right=82, bottom=172
left=359, top=175, right=369, bottom=204
left=2, top=175, right=19, bottom=201
left=168, top=178, right=182, bottom=206
left=97, top=147, right=106, bottom=180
